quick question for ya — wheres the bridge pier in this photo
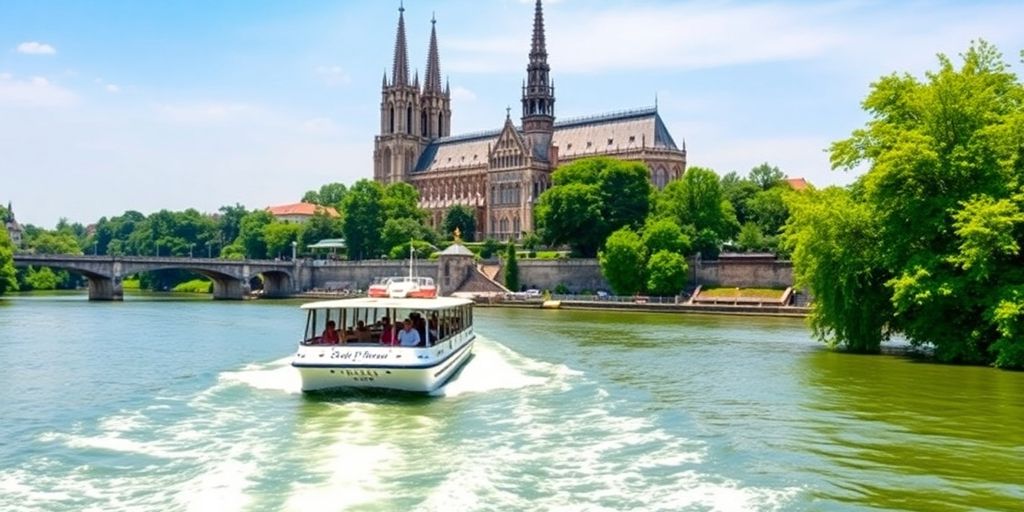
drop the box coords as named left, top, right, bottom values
left=212, top=279, right=245, bottom=300
left=262, top=272, right=294, bottom=298
left=87, top=276, right=123, bottom=301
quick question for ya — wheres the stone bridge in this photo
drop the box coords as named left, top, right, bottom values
left=12, top=255, right=300, bottom=300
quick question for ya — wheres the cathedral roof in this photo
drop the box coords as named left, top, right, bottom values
left=413, top=106, right=680, bottom=173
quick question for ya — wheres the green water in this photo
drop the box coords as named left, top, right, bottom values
left=0, top=293, right=1021, bottom=511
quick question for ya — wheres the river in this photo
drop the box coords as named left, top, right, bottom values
left=0, top=293, right=1021, bottom=511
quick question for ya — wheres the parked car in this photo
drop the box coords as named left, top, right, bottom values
left=524, top=289, right=541, bottom=297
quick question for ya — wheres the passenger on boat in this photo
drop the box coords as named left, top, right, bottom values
left=322, top=320, right=340, bottom=345
left=411, top=312, right=427, bottom=345
left=397, top=318, right=421, bottom=347
left=379, top=317, right=396, bottom=345
left=428, top=313, right=440, bottom=343
left=355, top=320, right=374, bottom=342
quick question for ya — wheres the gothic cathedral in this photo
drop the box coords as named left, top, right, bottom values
left=373, top=0, right=687, bottom=241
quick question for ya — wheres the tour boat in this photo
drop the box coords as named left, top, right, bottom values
left=367, top=276, right=437, bottom=299
left=291, top=296, right=475, bottom=393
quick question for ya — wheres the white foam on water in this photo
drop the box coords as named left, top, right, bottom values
left=433, top=336, right=573, bottom=397
left=219, top=356, right=303, bottom=394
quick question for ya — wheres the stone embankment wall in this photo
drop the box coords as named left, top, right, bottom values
left=692, top=260, right=794, bottom=289
left=301, top=258, right=794, bottom=293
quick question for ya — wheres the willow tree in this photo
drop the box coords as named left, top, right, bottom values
left=787, top=41, right=1024, bottom=367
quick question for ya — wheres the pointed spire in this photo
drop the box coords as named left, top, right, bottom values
left=445, top=76, right=450, bottom=96
left=382, top=70, right=388, bottom=88
left=413, top=69, right=420, bottom=89
left=530, top=0, right=547, bottom=60
left=424, top=14, right=443, bottom=94
left=391, top=2, right=410, bottom=87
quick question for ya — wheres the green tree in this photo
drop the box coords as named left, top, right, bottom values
left=747, top=186, right=791, bottom=239
left=303, top=183, right=348, bottom=208
left=721, top=171, right=761, bottom=226
left=641, top=218, right=691, bottom=255
left=382, top=182, right=425, bottom=222
left=217, top=204, right=248, bottom=249
left=504, top=242, right=520, bottom=292
left=599, top=227, right=647, bottom=295
left=749, top=162, right=785, bottom=190
left=535, top=182, right=604, bottom=256
left=655, top=167, right=739, bottom=258
left=236, top=210, right=274, bottom=259
left=784, top=187, right=892, bottom=353
left=381, top=217, right=431, bottom=255
left=0, top=228, right=16, bottom=295
left=646, top=250, right=689, bottom=296
left=263, top=222, right=303, bottom=259
left=21, top=266, right=60, bottom=291
left=28, top=231, right=83, bottom=255
left=299, top=210, right=343, bottom=250
left=480, top=238, right=502, bottom=259
left=342, top=180, right=386, bottom=260
left=442, top=205, right=477, bottom=242
left=737, top=222, right=766, bottom=252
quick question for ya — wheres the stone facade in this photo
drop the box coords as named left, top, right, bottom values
left=372, top=0, right=687, bottom=241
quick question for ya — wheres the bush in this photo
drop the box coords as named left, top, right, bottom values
left=554, top=283, right=570, bottom=294
left=172, top=278, right=213, bottom=294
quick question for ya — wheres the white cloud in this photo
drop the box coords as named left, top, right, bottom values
left=16, top=41, right=57, bottom=55
left=0, top=74, right=76, bottom=108
left=450, top=85, right=477, bottom=102
left=315, top=65, right=351, bottom=86
left=105, top=84, right=121, bottom=94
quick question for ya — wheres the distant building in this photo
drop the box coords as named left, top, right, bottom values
left=4, top=202, right=22, bottom=248
left=266, top=203, right=339, bottom=224
left=785, top=178, right=809, bottom=191
left=373, top=0, right=687, bottom=240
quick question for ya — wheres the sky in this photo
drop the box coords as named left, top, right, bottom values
left=2, top=0, right=1023, bottom=228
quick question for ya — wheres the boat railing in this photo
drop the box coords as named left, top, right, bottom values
left=504, top=293, right=688, bottom=304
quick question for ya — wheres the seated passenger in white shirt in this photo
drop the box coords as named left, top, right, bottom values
left=397, top=319, right=422, bottom=347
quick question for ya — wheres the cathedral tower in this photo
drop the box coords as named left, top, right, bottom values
left=421, top=15, right=452, bottom=140
left=374, top=3, right=425, bottom=184
left=521, top=0, right=555, bottom=154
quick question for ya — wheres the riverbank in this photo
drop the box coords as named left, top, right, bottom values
left=478, top=298, right=810, bottom=318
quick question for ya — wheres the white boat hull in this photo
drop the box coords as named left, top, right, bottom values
left=292, top=332, right=475, bottom=393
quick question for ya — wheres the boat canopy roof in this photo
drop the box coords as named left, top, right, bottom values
left=300, top=296, right=473, bottom=310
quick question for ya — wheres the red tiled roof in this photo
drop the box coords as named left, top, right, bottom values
left=786, top=178, right=809, bottom=191
left=266, top=203, right=339, bottom=217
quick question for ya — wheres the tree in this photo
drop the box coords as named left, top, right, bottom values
left=647, top=250, right=688, bottom=296
left=442, top=205, right=476, bottom=242
left=535, top=182, right=605, bottom=256
left=784, top=187, right=892, bottom=353
left=236, top=210, right=274, bottom=259
left=749, top=162, right=785, bottom=190
left=299, top=210, right=343, bottom=250
left=655, top=167, right=739, bottom=258
left=720, top=171, right=761, bottom=226
left=504, top=242, right=520, bottom=291
left=263, top=222, right=302, bottom=259
left=217, top=204, right=248, bottom=248
left=737, top=222, right=766, bottom=252
left=382, top=182, right=425, bottom=222
left=342, top=180, right=386, bottom=260
left=480, top=238, right=502, bottom=259
left=599, top=227, right=647, bottom=295
left=303, top=183, right=348, bottom=208
left=536, top=157, right=653, bottom=257
left=0, top=228, right=16, bottom=295
left=381, top=217, right=431, bottom=255
left=787, top=40, right=1024, bottom=367
left=642, top=218, right=691, bottom=255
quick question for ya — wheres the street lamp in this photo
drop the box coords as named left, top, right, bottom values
left=189, top=243, right=195, bottom=258
left=207, top=241, right=212, bottom=259
left=155, top=241, right=160, bottom=257
left=93, top=241, right=98, bottom=256
left=291, top=240, right=298, bottom=261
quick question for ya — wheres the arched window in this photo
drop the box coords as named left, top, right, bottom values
left=389, top=107, right=395, bottom=134
left=421, top=112, right=428, bottom=137
left=406, top=106, right=412, bottom=135
left=438, top=117, right=444, bottom=137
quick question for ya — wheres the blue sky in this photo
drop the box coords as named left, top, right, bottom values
left=2, top=0, right=1023, bottom=227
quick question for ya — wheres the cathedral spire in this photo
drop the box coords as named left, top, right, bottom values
left=424, top=14, right=443, bottom=94
left=522, top=0, right=555, bottom=137
left=530, top=0, right=547, bottom=61
left=390, top=2, right=410, bottom=87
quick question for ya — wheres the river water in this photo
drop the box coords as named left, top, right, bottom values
left=0, top=293, right=1021, bottom=511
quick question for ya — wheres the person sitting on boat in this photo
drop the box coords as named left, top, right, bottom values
left=379, top=317, right=396, bottom=345
left=397, top=318, right=421, bottom=347
left=410, top=312, right=428, bottom=345
left=428, top=313, right=440, bottom=343
left=355, top=320, right=373, bottom=342
left=321, top=320, right=340, bottom=345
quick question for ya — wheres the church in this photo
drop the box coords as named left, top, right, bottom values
left=373, top=0, right=687, bottom=241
